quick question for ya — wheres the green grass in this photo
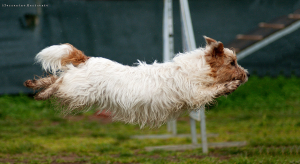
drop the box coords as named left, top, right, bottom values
left=0, top=75, right=300, bottom=163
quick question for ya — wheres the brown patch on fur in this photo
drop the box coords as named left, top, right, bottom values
left=204, top=36, right=248, bottom=85
left=61, top=43, right=89, bottom=66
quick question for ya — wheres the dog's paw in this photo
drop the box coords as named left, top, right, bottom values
left=214, top=80, right=241, bottom=97
left=24, top=79, right=36, bottom=89
left=223, top=80, right=241, bottom=95
left=225, top=80, right=241, bottom=90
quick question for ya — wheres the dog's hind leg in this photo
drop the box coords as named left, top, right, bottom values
left=34, top=78, right=61, bottom=100
left=24, top=76, right=58, bottom=90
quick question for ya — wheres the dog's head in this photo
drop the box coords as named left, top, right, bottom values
left=204, top=36, right=249, bottom=86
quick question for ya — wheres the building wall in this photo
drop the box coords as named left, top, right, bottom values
left=0, top=0, right=300, bottom=94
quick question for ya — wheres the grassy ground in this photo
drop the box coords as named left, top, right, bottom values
left=0, top=75, right=300, bottom=163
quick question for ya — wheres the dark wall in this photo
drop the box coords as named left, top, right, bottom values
left=0, top=0, right=300, bottom=94
left=0, top=0, right=44, bottom=94
left=42, top=0, right=163, bottom=65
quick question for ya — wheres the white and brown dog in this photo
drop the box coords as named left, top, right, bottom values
left=24, top=36, right=249, bottom=127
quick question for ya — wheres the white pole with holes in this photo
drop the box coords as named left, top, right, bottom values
left=163, top=0, right=177, bottom=135
left=179, top=0, right=208, bottom=153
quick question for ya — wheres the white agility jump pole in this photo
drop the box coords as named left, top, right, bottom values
left=179, top=0, right=208, bottom=153
left=163, top=0, right=177, bottom=135
left=163, top=0, right=208, bottom=153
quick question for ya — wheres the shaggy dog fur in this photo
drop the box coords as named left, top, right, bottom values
left=24, top=36, right=249, bottom=127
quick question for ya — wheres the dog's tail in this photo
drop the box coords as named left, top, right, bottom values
left=35, top=44, right=89, bottom=75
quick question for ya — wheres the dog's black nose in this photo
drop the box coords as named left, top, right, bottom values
left=247, top=73, right=250, bottom=77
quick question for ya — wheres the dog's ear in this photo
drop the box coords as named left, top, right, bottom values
left=204, top=36, right=217, bottom=45
left=204, top=36, right=224, bottom=58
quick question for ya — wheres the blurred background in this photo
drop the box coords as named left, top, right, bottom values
left=1, top=0, right=300, bottom=94
left=0, top=0, right=300, bottom=163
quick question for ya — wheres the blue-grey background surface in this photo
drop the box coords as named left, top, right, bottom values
left=0, top=0, right=300, bottom=94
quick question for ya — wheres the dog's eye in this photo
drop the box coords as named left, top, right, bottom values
left=230, top=61, right=235, bottom=66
